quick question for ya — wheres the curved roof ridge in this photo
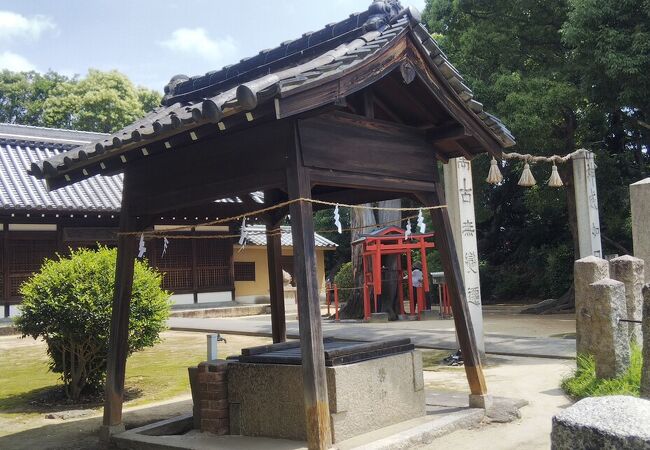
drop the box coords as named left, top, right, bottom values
left=161, top=0, right=409, bottom=106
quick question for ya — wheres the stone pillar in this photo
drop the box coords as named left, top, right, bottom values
left=574, top=256, right=609, bottom=355
left=572, top=150, right=603, bottom=258
left=630, top=178, right=650, bottom=283
left=641, top=284, right=650, bottom=399
left=443, top=157, right=484, bottom=356
left=609, top=256, right=644, bottom=344
left=589, top=279, right=630, bottom=379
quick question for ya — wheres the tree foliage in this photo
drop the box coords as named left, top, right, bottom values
left=15, top=247, right=170, bottom=400
left=0, top=70, right=69, bottom=125
left=0, top=69, right=161, bottom=133
left=423, top=0, right=649, bottom=303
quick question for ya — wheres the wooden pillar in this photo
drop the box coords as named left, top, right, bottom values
left=265, top=209, right=286, bottom=343
left=287, top=130, right=332, bottom=450
left=101, top=175, right=138, bottom=438
left=416, top=181, right=488, bottom=401
left=2, top=223, right=8, bottom=318
left=191, top=228, right=199, bottom=304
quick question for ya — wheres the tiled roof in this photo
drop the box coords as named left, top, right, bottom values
left=30, top=0, right=514, bottom=185
left=242, top=225, right=337, bottom=248
left=0, top=123, right=263, bottom=212
left=0, top=125, right=122, bottom=212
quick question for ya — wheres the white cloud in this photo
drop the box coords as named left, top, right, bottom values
left=0, top=11, right=56, bottom=42
left=160, top=28, right=238, bottom=63
left=0, top=51, right=36, bottom=72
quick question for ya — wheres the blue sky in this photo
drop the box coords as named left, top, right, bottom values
left=0, top=0, right=426, bottom=93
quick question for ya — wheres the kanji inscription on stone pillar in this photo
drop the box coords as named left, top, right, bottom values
left=572, top=150, right=603, bottom=258
left=443, top=157, right=485, bottom=356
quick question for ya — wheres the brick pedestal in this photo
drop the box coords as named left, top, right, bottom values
left=189, top=360, right=230, bottom=435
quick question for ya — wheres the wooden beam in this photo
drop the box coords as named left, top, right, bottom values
left=265, top=189, right=287, bottom=343
left=382, top=72, right=443, bottom=125
left=298, top=112, right=436, bottom=184
left=102, top=173, right=138, bottom=437
left=287, top=127, right=332, bottom=450
left=427, top=124, right=467, bottom=142
left=415, top=182, right=487, bottom=397
left=265, top=215, right=287, bottom=343
left=373, top=92, right=406, bottom=124
left=313, top=188, right=401, bottom=207
left=129, top=170, right=286, bottom=215
left=434, top=140, right=474, bottom=161
left=363, top=89, right=375, bottom=119
left=309, top=168, right=436, bottom=193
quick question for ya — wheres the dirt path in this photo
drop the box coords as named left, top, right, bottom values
left=420, top=354, right=575, bottom=450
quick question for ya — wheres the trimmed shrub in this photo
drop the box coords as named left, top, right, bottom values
left=334, top=261, right=354, bottom=303
left=15, top=246, right=170, bottom=400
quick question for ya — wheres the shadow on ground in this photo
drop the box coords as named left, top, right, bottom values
left=0, top=385, right=144, bottom=415
left=0, top=398, right=192, bottom=450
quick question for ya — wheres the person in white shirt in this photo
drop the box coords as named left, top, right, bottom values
left=411, top=261, right=423, bottom=289
left=411, top=261, right=424, bottom=313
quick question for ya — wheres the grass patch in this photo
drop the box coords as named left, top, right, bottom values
left=562, top=345, right=643, bottom=399
left=0, top=332, right=270, bottom=416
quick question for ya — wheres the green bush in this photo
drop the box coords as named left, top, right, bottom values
left=562, top=345, right=643, bottom=399
left=334, top=261, right=354, bottom=303
left=15, top=246, right=170, bottom=400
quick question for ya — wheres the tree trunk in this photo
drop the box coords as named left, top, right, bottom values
left=524, top=109, right=578, bottom=314
left=377, top=200, right=401, bottom=320
left=339, top=205, right=376, bottom=319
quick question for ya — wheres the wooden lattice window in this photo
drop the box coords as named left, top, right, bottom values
left=154, top=239, right=193, bottom=292
left=5, top=233, right=58, bottom=299
left=196, top=239, right=232, bottom=289
left=234, top=262, right=256, bottom=281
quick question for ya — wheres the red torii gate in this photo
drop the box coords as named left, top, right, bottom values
left=353, top=226, right=436, bottom=320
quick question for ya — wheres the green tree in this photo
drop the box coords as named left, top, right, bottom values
left=0, top=70, right=69, bottom=125
left=15, top=247, right=170, bottom=400
left=0, top=68, right=161, bottom=132
left=423, top=0, right=649, bottom=307
left=423, top=0, right=583, bottom=304
left=42, top=69, right=161, bottom=133
left=562, top=0, right=649, bottom=176
left=562, top=0, right=650, bottom=117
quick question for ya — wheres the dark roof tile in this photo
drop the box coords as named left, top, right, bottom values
left=29, top=0, right=515, bottom=185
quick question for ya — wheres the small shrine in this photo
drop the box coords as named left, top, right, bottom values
left=353, top=226, right=435, bottom=320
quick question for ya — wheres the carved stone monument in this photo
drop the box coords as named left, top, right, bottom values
left=572, top=150, right=603, bottom=258
left=444, top=157, right=484, bottom=356
left=630, top=178, right=650, bottom=283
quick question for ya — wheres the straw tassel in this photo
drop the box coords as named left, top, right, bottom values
left=547, top=162, right=563, bottom=187
left=518, top=162, right=536, bottom=187
left=486, top=157, right=503, bottom=185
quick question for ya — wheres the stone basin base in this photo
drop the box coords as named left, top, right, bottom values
left=228, top=350, right=425, bottom=443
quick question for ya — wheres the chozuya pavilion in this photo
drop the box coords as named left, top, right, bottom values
left=30, top=1, right=514, bottom=448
